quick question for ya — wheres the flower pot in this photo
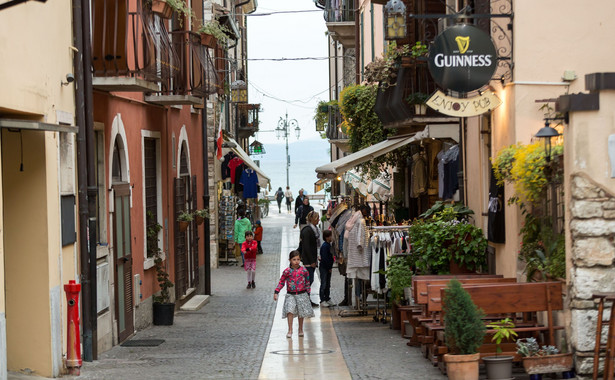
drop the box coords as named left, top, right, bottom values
left=153, top=302, right=175, bottom=325
left=401, top=56, right=413, bottom=68
left=195, top=215, right=204, bottom=225
left=200, top=33, right=216, bottom=48
left=413, top=104, right=427, bottom=115
left=483, top=355, right=514, bottom=380
left=151, top=0, right=173, bottom=19
left=444, top=353, right=480, bottom=380
left=178, top=220, right=189, bottom=232
left=521, top=353, right=573, bottom=374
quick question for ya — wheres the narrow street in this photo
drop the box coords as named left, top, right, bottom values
left=53, top=210, right=445, bottom=380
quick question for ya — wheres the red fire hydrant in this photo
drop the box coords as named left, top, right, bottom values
left=64, top=280, right=82, bottom=375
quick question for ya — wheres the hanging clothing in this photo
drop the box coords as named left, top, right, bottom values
left=228, top=157, right=244, bottom=184
left=488, top=165, right=506, bottom=243
left=442, top=145, right=460, bottom=200
left=345, top=211, right=370, bottom=280
left=239, top=168, right=259, bottom=199
left=221, top=152, right=236, bottom=180
left=437, top=150, right=446, bottom=198
left=410, top=152, right=428, bottom=198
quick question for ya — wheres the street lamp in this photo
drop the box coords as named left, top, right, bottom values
left=275, top=112, right=300, bottom=188
left=385, top=0, right=407, bottom=40
left=536, top=120, right=561, bottom=162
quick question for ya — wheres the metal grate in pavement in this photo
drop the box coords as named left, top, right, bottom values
left=120, top=339, right=165, bottom=347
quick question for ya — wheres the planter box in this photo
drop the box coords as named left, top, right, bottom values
left=522, top=353, right=573, bottom=374
left=200, top=33, right=217, bottom=48
left=152, top=0, right=173, bottom=19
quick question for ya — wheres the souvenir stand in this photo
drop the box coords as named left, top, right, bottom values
left=217, top=137, right=271, bottom=266
left=218, top=193, right=237, bottom=265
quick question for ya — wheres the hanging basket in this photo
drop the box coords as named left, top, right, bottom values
left=178, top=221, right=189, bottom=232
left=195, top=215, right=204, bottom=225
left=151, top=0, right=173, bottom=19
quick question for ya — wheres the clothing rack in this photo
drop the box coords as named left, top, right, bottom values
left=366, top=225, right=411, bottom=321
left=339, top=279, right=373, bottom=318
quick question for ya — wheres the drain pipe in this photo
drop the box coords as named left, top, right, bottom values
left=80, top=0, right=98, bottom=359
left=202, top=82, right=211, bottom=296
left=72, top=0, right=94, bottom=362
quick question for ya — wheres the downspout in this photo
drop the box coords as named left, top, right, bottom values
left=202, top=81, right=211, bottom=295
left=72, top=0, right=95, bottom=361
left=354, top=0, right=360, bottom=84
left=81, top=0, right=98, bottom=360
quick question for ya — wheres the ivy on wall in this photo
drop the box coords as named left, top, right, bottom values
left=339, top=84, right=406, bottom=178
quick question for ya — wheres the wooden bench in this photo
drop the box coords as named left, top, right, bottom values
left=417, top=278, right=517, bottom=361
left=407, top=275, right=503, bottom=347
left=432, top=281, right=565, bottom=369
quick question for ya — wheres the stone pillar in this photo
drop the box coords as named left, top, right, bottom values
left=568, top=174, right=615, bottom=378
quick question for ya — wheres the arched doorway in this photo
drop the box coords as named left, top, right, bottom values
left=111, top=135, right=134, bottom=342
left=174, top=142, right=198, bottom=300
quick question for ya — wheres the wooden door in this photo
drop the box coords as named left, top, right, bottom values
left=174, top=177, right=188, bottom=299
left=113, top=184, right=134, bottom=342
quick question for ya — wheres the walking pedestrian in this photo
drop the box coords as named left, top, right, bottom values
left=293, top=196, right=313, bottom=231
left=284, top=186, right=293, bottom=213
left=274, top=187, right=284, bottom=213
left=242, top=231, right=258, bottom=288
left=294, top=188, right=305, bottom=213
left=298, top=210, right=320, bottom=307
left=274, top=250, right=314, bottom=338
left=319, top=230, right=334, bottom=307
left=234, top=208, right=252, bottom=266
left=253, top=220, right=263, bottom=254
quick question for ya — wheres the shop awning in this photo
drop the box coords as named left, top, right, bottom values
left=315, top=124, right=459, bottom=178
left=314, top=178, right=330, bottom=193
left=315, top=128, right=429, bottom=178
left=0, top=118, right=78, bottom=133
left=222, top=137, right=271, bottom=189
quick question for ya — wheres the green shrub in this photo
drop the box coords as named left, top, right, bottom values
left=443, top=279, right=486, bottom=355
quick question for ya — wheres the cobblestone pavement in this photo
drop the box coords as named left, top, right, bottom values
left=18, top=209, right=536, bottom=380
left=73, top=221, right=283, bottom=380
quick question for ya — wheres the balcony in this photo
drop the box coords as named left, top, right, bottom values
left=236, top=104, right=260, bottom=139
left=323, top=0, right=355, bottom=48
left=375, top=60, right=457, bottom=128
left=91, top=0, right=173, bottom=92
left=145, top=31, right=217, bottom=106
left=325, top=106, right=350, bottom=152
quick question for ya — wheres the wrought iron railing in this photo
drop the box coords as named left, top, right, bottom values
left=91, top=0, right=179, bottom=83
left=325, top=106, right=348, bottom=140
left=323, top=0, right=355, bottom=23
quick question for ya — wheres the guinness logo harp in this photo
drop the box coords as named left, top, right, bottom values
left=455, top=36, right=470, bottom=54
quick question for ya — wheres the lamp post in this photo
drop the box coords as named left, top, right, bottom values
left=275, top=112, right=300, bottom=188
left=536, top=119, right=562, bottom=228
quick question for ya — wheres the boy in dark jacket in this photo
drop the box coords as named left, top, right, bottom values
left=319, top=230, right=334, bottom=307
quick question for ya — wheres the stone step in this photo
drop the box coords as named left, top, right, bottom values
left=180, top=295, right=210, bottom=311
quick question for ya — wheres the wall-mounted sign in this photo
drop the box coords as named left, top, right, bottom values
left=426, top=90, right=502, bottom=117
left=428, top=24, right=498, bottom=93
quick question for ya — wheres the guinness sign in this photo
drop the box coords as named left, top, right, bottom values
left=428, top=24, right=497, bottom=93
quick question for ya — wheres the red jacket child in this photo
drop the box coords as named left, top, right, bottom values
left=242, top=239, right=259, bottom=261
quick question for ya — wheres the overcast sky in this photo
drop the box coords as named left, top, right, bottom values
left=246, top=0, right=331, bottom=147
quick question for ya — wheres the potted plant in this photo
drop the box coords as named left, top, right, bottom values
left=409, top=203, right=487, bottom=275
left=177, top=210, right=193, bottom=232
left=442, top=279, right=486, bottom=380
left=406, top=92, right=430, bottom=115
left=197, top=20, right=230, bottom=47
left=483, top=318, right=518, bottom=380
left=150, top=216, right=175, bottom=325
left=382, top=255, right=413, bottom=329
left=146, top=211, right=162, bottom=258
left=516, top=337, right=573, bottom=377
left=193, top=209, right=209, bottom=225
